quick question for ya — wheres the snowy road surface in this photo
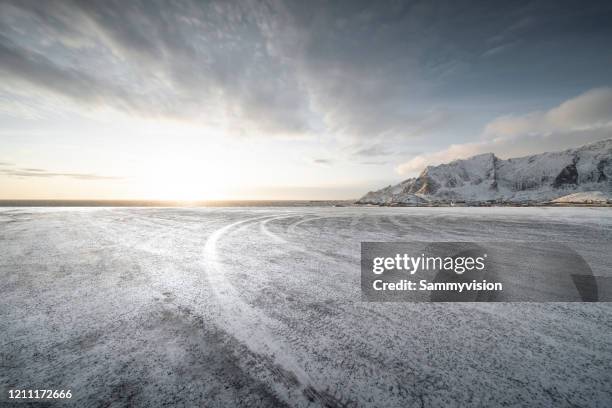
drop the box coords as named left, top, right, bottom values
left=1, top=207, right=611, bottom=407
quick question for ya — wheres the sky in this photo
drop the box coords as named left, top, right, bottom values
left=1, top=0, right=611, bottom=200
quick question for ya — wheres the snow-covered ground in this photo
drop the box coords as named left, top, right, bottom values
left=1, top=207, right=611, bottom=407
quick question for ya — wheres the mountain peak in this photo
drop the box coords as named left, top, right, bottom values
left=454, top=152, right=497, bottom=163
left=357, top=139, right=612, bottom=205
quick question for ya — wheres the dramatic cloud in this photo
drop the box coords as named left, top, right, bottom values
left=397, top=88, right=612, bottom=175
left=0, top=0, right=314, bottom=136
left=2, top=0, right=610, bottom=143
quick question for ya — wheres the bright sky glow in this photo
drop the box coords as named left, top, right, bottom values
left=1, top=1, right=611, bottom=200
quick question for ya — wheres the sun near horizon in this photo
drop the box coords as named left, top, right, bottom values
left=1, top=1, right=612, bottom=201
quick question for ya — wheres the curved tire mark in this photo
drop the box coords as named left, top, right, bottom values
left=202, top=213, right=331, bottom=406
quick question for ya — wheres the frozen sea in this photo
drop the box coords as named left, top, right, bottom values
left=1, top=207, right=611, bottom=407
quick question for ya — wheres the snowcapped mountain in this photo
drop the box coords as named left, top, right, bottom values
left=357, top=139, right=612, bottom=205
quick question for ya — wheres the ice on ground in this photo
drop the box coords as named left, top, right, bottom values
left=1, top=207, right=611, bottom=407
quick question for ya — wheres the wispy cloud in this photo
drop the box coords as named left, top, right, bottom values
left=483, top=87, right=612, bottom=138
left=396, top=87, right=612, bottom=175
left=0, top=164, right=122, bottom=180
left=312, top=158, right=333, bottom=165
left=353, top=144, right=390, bottom=157
left=481, top=41, right=518, bottom=58
left=360, top=161, right=388, bottom=166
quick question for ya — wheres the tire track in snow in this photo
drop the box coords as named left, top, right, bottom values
left=286, top=213, right=360, bottom=236
left=202, top=213, right=342, bottom=407
left=279, top=214, right=364, bottom=269
left=259, top=214, right=302, bottom=244
left=286, top=215, right=325, bottom=235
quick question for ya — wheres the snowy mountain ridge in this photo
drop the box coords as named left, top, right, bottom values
left=357, top=139, right=612, bottom=205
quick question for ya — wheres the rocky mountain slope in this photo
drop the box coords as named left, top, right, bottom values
left=357, top=139, right=612, bottom=205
